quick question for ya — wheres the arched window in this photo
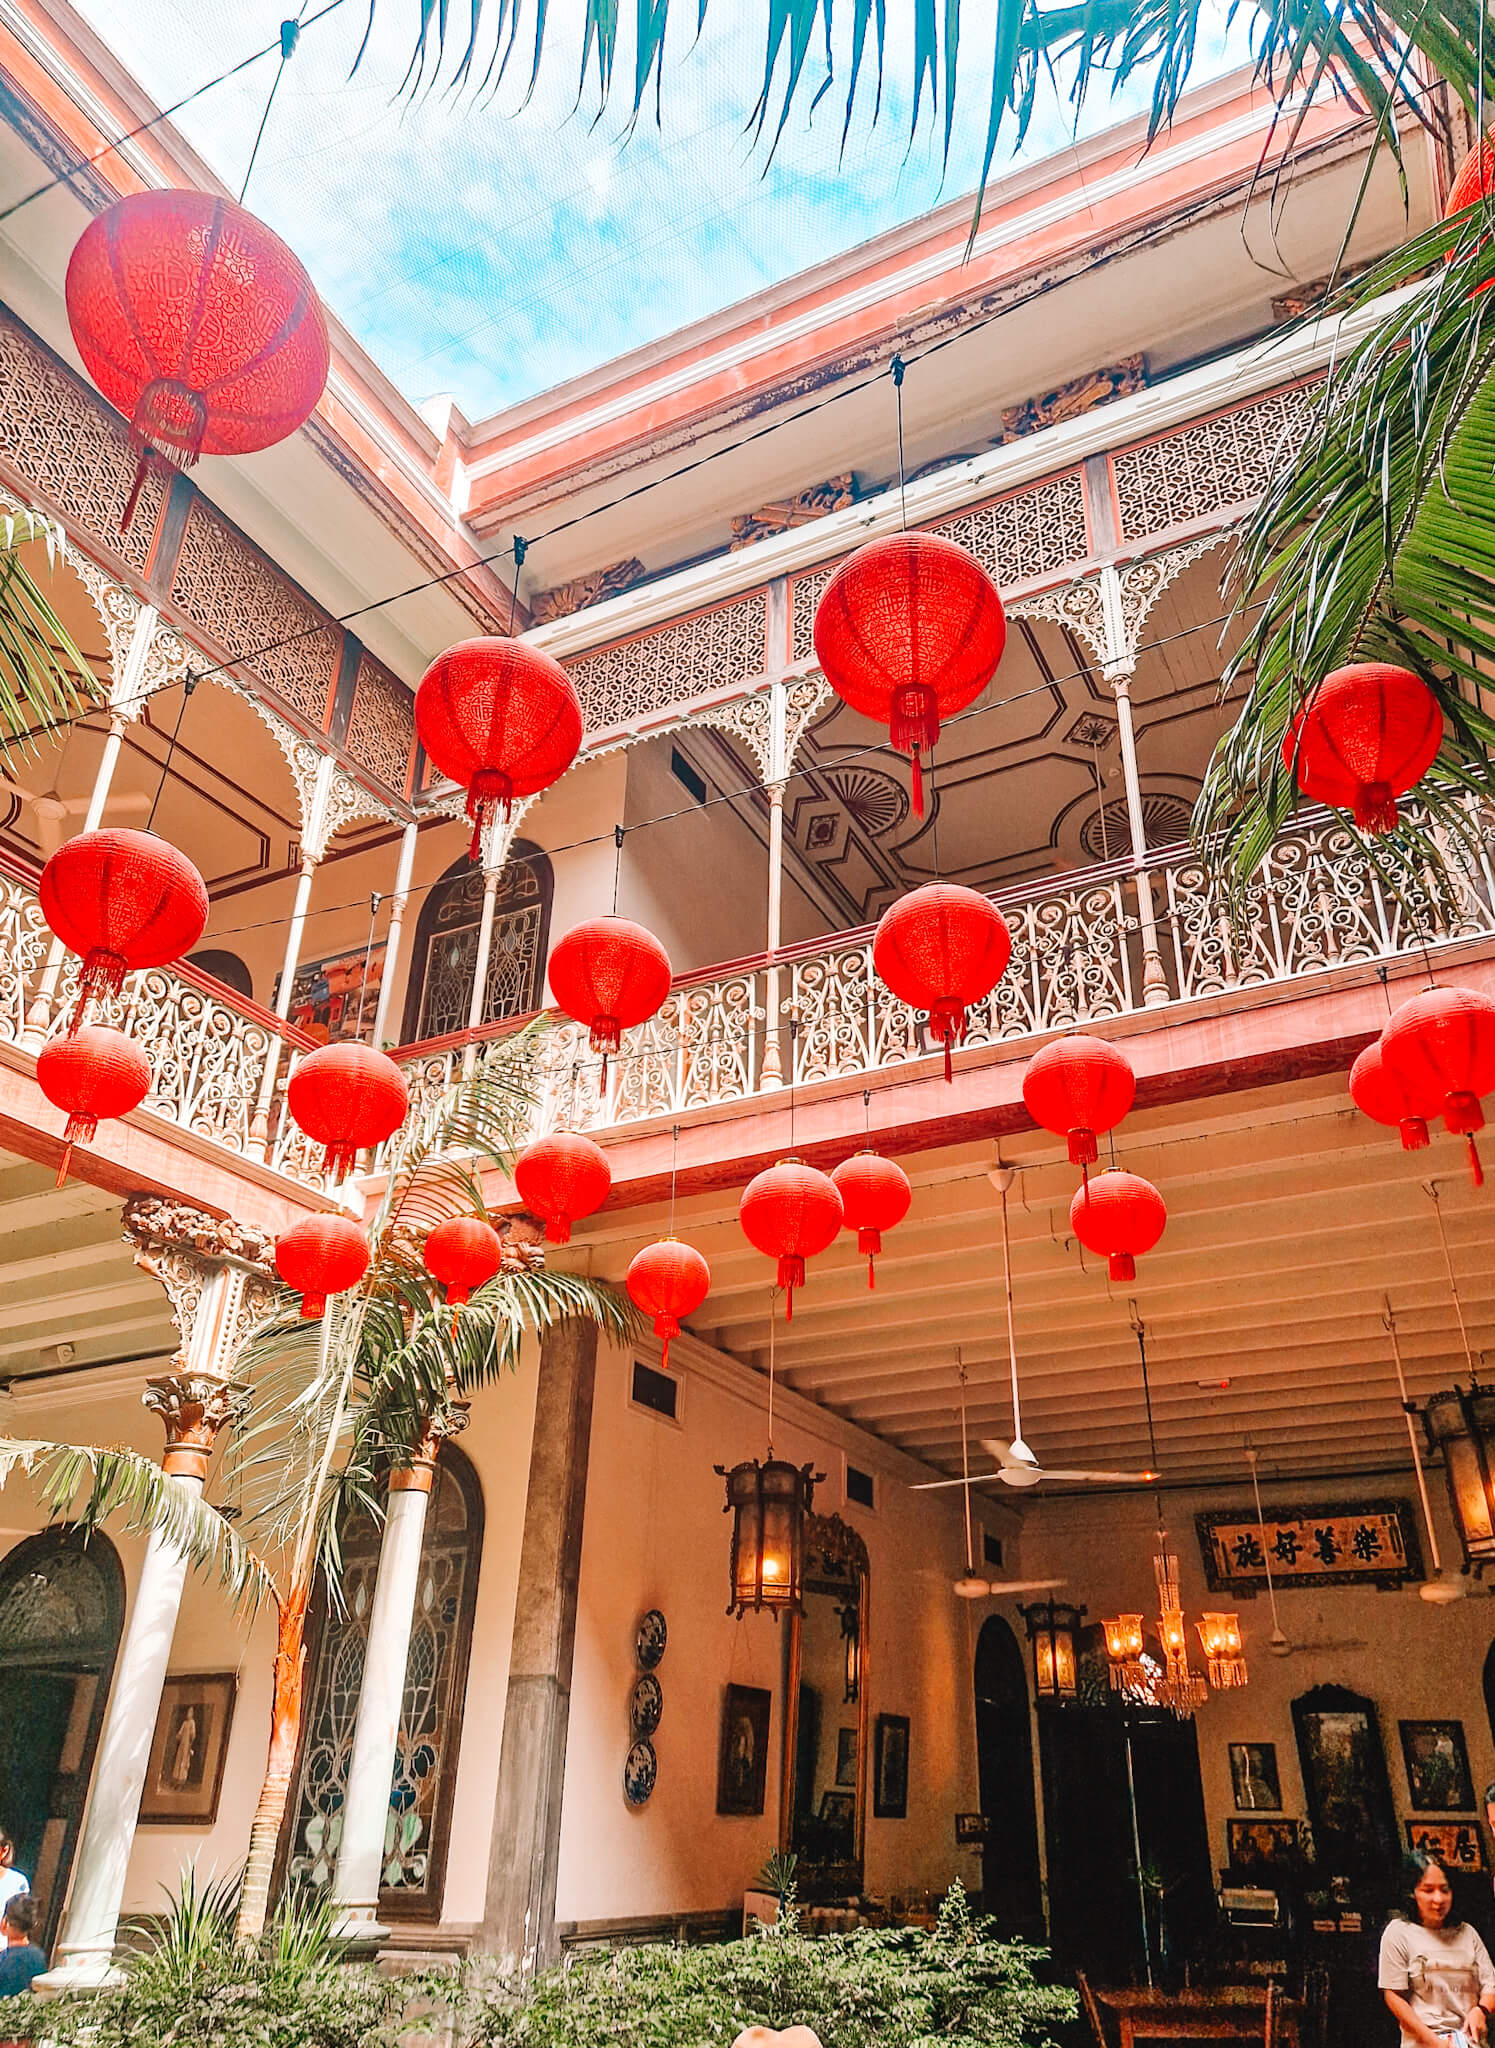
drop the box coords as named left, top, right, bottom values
left=280, top=1446, right=483, bottom=1920
left=187, top=949, right=255, bottom=1002
left=0, top=1529, right=125, bottom=1949
left=401, top=843, right=552, bottom=1043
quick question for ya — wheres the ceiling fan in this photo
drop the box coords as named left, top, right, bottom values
left=0, top=776, right=148, bottom=856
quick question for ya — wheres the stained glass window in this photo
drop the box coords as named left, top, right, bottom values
left=414, top=855, right=547, bottom=1041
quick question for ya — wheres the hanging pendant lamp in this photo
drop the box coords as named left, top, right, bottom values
left=830, top=1150, right=911, bottom=1288
left=513, top=1131, right=611, bottom=1243
left=738, top=1159, right=843, bottom=1318
left=1348, top=1037, right=1432, bottom=1152
left=65, top=190, right=329, bottom=529
left=1281, top=663, right=1442, bottom=833
left=41, top=829, right=210, bottom=1029
left=274, top=1213, right=371, bottom=1318
left=873, top=882, right=1011, bottom=1081
left=547, top=916, right=672, bottom=1090
left=415, top=639, right=583, bottom=861
left=1022, top=1034, right=1136, bottom=1166
left=36, top=1023, right=150, bottom=1184
left=424, top=1215, right=503, bottom=1334
left=1070, top=1169, right=1167, bottom=1281
left=286, top=1041, right=410, bottom=1181
left=1380, top=984, right=1495, bottom=1186
left=626, top=1238, right=710, bottom=1367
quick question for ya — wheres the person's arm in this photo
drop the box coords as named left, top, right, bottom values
left=1383, top=1988, right=1446, bottom=2048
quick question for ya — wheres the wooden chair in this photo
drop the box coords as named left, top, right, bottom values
left=1262, top=1980, right=1277, bottom=2048
left=1075, top=1970, right=1112, bottom=2048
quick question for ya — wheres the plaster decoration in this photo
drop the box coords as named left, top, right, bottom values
left=65, top=556, right=140, bottom=688
left=1113, top=533, right=1235, bottom=655
left=996, top=357, right=1147, bottom=443
left=0, top=865, right=59, bottom=1046
left=564, top=589, right=770, bottom=735
left=142, top=1372, right=249, bottom=1450
left=132, top=618, right=195, bottom=718
left=789, top=567, right=836, bottom=663
left=220, top=680, right=308, bottom=800
left=171, top=499, right=340, bottom=727
left=730, top=475, right=856, bottom=551
left=822, top=766, right=908, bottom=839
left=122, top=1195, right=277, bottom=1273
left=1110, top=383, right=1319, bottom=543
left=1009, top=577, right=1110, bottom=670
left=345, top=652, right=415, bottom=796
left=530, top=558, right=645, bottom=624
left=683, top=688, right=775, bottom=785
left=1271, top=278, right=1331, bottom=322
left=1079, top=792, right=1194, bottom=863
left=782, top=674, right=832, bottom=775
left=319, top=765, right=407, bottom=852
left=1065, top=711, right=1117, bottom=749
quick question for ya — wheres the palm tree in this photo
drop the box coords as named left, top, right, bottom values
left=0, top=508, right=103, bottom=752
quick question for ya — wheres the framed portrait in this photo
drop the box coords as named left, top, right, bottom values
left=1400, top=1721, right=1476, bottom=1813
left=1406, top=1820, right=1486, bottom=1871
left=819, top=1790, right=856, bottom=1827
left=139, top=1673, right=236, bottom=1825
left=717, top=1684, right=771, bottom=1817
left=1226, top=1818, right=1300, bottom=1875
left=835, top=1726, right=859, bottom=1788
left=1292, top=1685, right=1399, bottom=1878
left=1230, top=1742, right=1282, bottom=1812
left=873, top=1713, right=910, bottom=1820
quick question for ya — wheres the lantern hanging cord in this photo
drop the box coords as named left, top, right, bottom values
left=1427, top=1179, right=1477, bottom=1384
left=668, top=1122, right=680, bottom=1235
left=239, top=13, right=306, bottom=205
left=891, top=354, right=908, bottom=531
left=611, top=824, right=624, bottom=915
left=145, top=672, right=196, bottom=833
left=957, top=1349, right=976, bottom=1577
left=509, top=536, right=527, bottom=637
left=996, top=1172, right=1023, bottom=1449
left=1132, top=1312, right=1165, bottom=1525
left=1383, top=1294, right=1444, bottom=1576
left=359, top=889, right=381, bottom=1022
left=766, top=1286, right=776, bottom=1458
left=1244, top=1443, right=1285, bottom=1643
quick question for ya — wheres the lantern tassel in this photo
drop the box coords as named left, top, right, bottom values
left=910, top=748, right=925, bottom=818
left=1353, top=783, right=1398, bottom=834
left=1400, top=1117, right=1431, bottom=1152
left=1469, top=1134, right=1485, bottom=1190
left=655, top=1313, right=679, bottom=1367
left=56, top=1111, right=98, bottom=1187
left=1069, top=1128, right=1099, bottom=1165
left=776, top=1253, right=805, bottom=1316
left=547, top=1215, right=572, bottom=1245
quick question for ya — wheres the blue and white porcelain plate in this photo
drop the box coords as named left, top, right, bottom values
left=623, top=1738, right=657, bottom=1805
left=630, top=1672, right=664, bottom=1737
left=635, top=1607, right=667, bottom=1670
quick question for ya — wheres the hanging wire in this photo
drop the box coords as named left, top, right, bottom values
left=891, top=355, right=908, bottom=530
left=994, top=1170, right=1024, bottom=1450
left=509, top=535, right=527, bottom=637
left=668, top=1121, right=680, bottom=1236
left=144, top=673, right=197, bottom=833
left=956, top=1350, right=978, bottom=1577
left=766, top=1286, right=777, bottom=1457
left=357, top=890, right=381, bottom=1040
left=1132, top=1312, right=1165, bottom=1525
left=1427, top=1180, right=1477, bottom=1382
left=610, top=823, right=624, bottom=915
left=239, top=13, right=305, bottom=204
left=1244, top=1443, right=1288, bottom=1651
left=1383, top=1294, right=1445, bottom=1577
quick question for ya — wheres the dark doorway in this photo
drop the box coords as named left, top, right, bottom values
left=0, top=1530, right=125, bottom=1950
left=973, top=1616, right=1043, bottom=1937
left=1040, top=1700, right=1214, bottom=1984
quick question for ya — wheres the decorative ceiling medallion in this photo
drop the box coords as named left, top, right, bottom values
left=1066, top=711, right=1117, bottom=749
left=824, top=766, right=909, bottom=838
left=1079, top=793, right=1194, bottom=862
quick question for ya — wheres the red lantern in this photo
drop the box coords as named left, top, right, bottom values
left=813, top=532, right=1006, bottom=815
left=1448, top=137, right=1495, bottom=215
left=1023, top=1035, right=1137, bottom=1166
left=66, top=190, right=329, bottom=528
left=1381, top=984, right=1495, bottom=1186
left=547, top=917, right=672, bottom=1087
left=424, top=1215, right=503, bottom=1333
left=37, top=1023, right=150, bottom=1184
left=415, top=639, right=583, bottom=861
left=830, top=1151, right=911, bottom=1288
left=873, top=883, right=1011, bottom=1081
left=1348, top=1038, right=1432, bottom=1153
left=1281, top=663, right=1442, bottom=833
left=275, top=1214, right=370, bottom=1319
left=739, top=1159, right=843, bottom=1318
left=41, top=829, right=209, bottom=1028
left=286, top=1042, right=409, bottom=1181
left=626, top=1238, right=710, bottom=1366
left=513, top=1131, right=612, bottom=1243
left=1070, top=1170, right=1167, bottom=1282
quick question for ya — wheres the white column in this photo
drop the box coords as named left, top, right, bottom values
left=1099, top=567, right=1169, bottom=1009
left=461, top=845, right=502, bottom=1082
left=37, top=1369, right=242, bottom=1992
left=760, top=681, right=789, bottom=1089
left=371, top=820, right=419, bottom=1050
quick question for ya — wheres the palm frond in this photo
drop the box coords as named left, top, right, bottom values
left=0, top=510, right=104, bottom=756
left=375, top=1027, right=541, bottom=1240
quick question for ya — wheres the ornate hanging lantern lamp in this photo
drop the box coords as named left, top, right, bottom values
left=286, top=1041, right=409, bottom=1181
left=424, top=1215, right=503, bottom=1334
left=627, top=1238, right=710, bottom=1367
left=547, top=915, right=672, bottom=1090
left=65, top=190, right=329, bottom=528
left=41, top=829, right=210, bottom=1028
left=738, top=1159, right=843, bottom=1318
left=1349, top=1036, right=1433, bottom=1152
left=873, top=882, right=1011, bottom=1082
left=513, top=1131, right=612, bottom=1243
left=1381, top=984, right=1495, bottom=1185
left=1101, top=1613, right=1146, bottom=1695
left=36, top=1023, right=150, bottom=1183
left=1282, top=662, right=1442, bottom=833
left=1197, top=1611, right=1247, bottom=1689
left=1023, top=1034, right=1137, bottom=1167
left=813, top=532, right=1006, bottom=816
left=829, top=1149, right=911, bottom=1287
left=274, top=1213, right=370, bottom=1319
left=415, top=639, right=583, bottom=861
left=719, top=1455, right=818, bottom=1616
left=1070, top=1169, right=1167, bottom=1281
left=1152, top=1543, right=1210, bottom=1716
left=1019, top=1596, right=1084, bottom=1701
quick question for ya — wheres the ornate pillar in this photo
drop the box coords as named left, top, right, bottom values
left=372, top=820, right=419, bottom=1049
left=462, top=838, right=502, bottom=1082
left=329, top=1402, right=468, bottom=1944
left=1098, top=567, right=1170, bottom=1008
left=252, top=756, right=335, bottom=1153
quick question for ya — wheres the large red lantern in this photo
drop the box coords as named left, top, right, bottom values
left=1381, top=984, right=1495, bottom=1185
left=1070, top=1170, right=1167, bottom=1282
left=626, top=1238, right=711, bottom=1366
left=275, top=1213, right=370, bottom=1319
left=1348, top=1037, right=1431, bottom=1153
left=739, top=1159, right=843, bottom=1318
left=66, top=190, right=329, bottom=529
left=1023, top=1035, right=1137, bottom=1166
left=37, top=1023, right=150, bottom=1184
left=415, top=639, right=583, bottom=860
left=1448, top=137, right=1495, bottom=215
left=41, top=829, right=209, bottom=1027
left=513, top=1131, right=612, bottom=1243
left=424, top=1215, right=503, bottom=1333
left=286, top=1042, right=409, bottom=1180
left=830, top=1151, right=911, bottom=1288
left=1281, top=663, right=1442, bottom=833
left=547, top=917, right=672, bottom=1086
left=873, top=883, right=1011, bottom=1081
left=813, top=532, right=1006, bottom=815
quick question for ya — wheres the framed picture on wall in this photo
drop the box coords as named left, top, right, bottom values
left=1407, top=1820, right=1486, bottom=1870
left=1400, top=1721, right=1476, bottom=1813
left=139, top=1673, right=236, bottom=1825
left=1230, top=1743, right=1282, bottom=1811
left=1292, top=1685, right=1399, bottom=1879
left=835, top=1726, right=859, bottom=1787
left=873, top=1713, right=909, bottom=1819
left=1226, top=1818, right=1300, bottom=1876
left=717, top=1684, right=771, bottom=1817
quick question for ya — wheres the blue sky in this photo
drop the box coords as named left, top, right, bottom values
left=68, top=1, right=1243, bottom=421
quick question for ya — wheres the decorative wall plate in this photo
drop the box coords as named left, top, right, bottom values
left=635, top=1607, right=667, bottom=1669
left=623, top=1738, right=658, bottom=1806
left=630, top=1672, right=664, bottom=1737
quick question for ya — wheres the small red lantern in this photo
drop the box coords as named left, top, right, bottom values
left=1070, top=1170, right=1167, bottom=1282
left=1381, top=984, right=1495, bottom=1186
left=547, top=916, right=672, bottom=1087
left=66, top=190, right=329, bottom=529
left=424, top=1215, right=503, bottom=1333
left=41, top=829, right=209, bottom=1028
left=873, top=883, right=1011, bottom=1081
left=415, top=639, right=584, bottom=861
left=1023, top=1035, right=1137, bottom=1166
left=513, top=1131, right=612, bottom=1243
left=813, top=533, right=1006, bottom=816
left=1281, top=663, right=1442, bottom=833
left=830, top=1151, right=911, bottom=1288
left=739, top=1159, right=844, bottom=1318
left=275, top=1214, right=371, bottom=1319
left=1448, top=137, right=1495, bottom=215
left=37, top=1023, right=150, bottom=1184
left=627, top=1238, right=711, bottom=1366
left=287, top=1042, right=409, bottom=1181
left=1348, top=1037, right=1432, bottom=1153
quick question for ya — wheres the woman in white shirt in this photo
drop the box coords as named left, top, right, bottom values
left=0, top=1834, right=26, bottom=1921
left=1380, top=1851, right=1495, bottom=2048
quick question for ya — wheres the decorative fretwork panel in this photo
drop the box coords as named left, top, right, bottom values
left=790, top=566, right=835, bottom=663
left=1110, top=383, right=1320, bottom=543
left=566, top=590, right=769, bottom=734
left=171, top=500, right=339, bottom=727
left=346, top=653, right=414, bottom=795
left=0, top=310, right=165, bottom=573
left=413, top=862, right=545, bottom=1040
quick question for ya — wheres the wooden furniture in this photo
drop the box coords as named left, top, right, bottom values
left=1093, top=1983, right=1298, bottom=2048
left=1076, top=1971, right=1113, bottom=2047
